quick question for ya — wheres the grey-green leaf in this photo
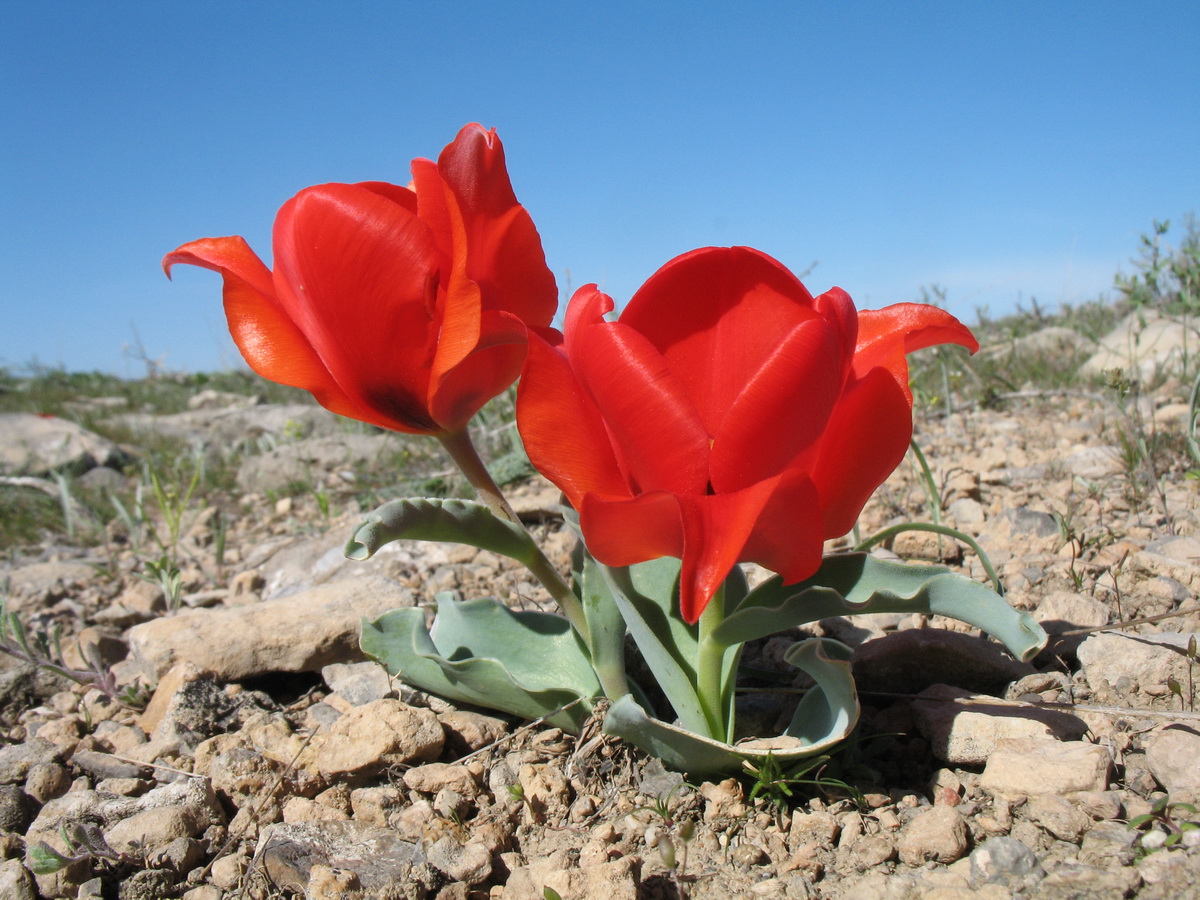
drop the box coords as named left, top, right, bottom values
left=345, top=498, right=539, bottom=566
left=360, top=594, right=600, bottom=731
left=603, top=637, right=859, bottom=776
left=714, top=553, right=1047, bottom=661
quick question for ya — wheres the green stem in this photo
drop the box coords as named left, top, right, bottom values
left=437, top=428, right=591, bottom=644
left=696, top=584, right=728, bottom=741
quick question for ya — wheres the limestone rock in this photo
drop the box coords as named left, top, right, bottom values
left=1080, top=309, right=1200, bottom=381
left=912, top=684, right=1088, bottom=765
left=315, top=700, right=443, bottom=779
left=0, top=413, right=130, bottom=476
left=897, top=806, right=970, bottom=866
left=502, top=853, right=640, bottom=900
left=253, top=820, right=433, bottom=899
left=1145, top=725, right=1200, bottom=803
left=1077, top=631, right=1198, bottom=707
left=980, top=739, right=1111, bottom=797
left=127, top=574, right=414, bottom=680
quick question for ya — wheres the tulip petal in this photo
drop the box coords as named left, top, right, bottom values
left=163, top=237, right=370, bottom=425
left=438, top=124, right=557, bottom=326
left=739, top=469, right=825, bottom=586
left=430, top=311, right=528, bottom=432
left=854, top=304, right=979, bottom=399
left=710, top=314, right=847, bottom=492
left=273, top=183, right=444, bottom=431
left=673, top=479, right=784, bottom=623
left=622, top=247, right=818, bottom=432
left=805, top=367, right=914, bottom=538
left=579, top=491, right=685, bottom=567
left=568, top=289, right=710, bottom=496
left=516, top=321, right=629, bottom=506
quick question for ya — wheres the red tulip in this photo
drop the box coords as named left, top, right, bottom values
left=517, top=246, right=978, bottom=623
left=164, top=124, right=556, bottom=435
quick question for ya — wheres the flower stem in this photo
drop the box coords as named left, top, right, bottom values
left=696, top=584, right=729, bottom=742
left=438, top=428, right=590, bottom=644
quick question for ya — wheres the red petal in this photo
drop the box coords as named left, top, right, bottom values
left=579, top=491, right=684, bottom=567
left=804, top=367, right=914, bottom=537
left=740, top=469, right=825, bottom=585
left=430, top=310, right=527, bottom=431
left=854, top=303, right=979, bottom=389
left=622, top=247, right=817, bottom=433
left=163, top=237, right=371, bottom=425
left=568, top=289, right=710, bottom=496
left=710, top=314, right=847, bottom=492
left=272, top=183, right=444, bottom=431
left=673, top=479, right=782, bottom=623
left=438, top=124, right=557, bottom=326
left=516, top=317, right=629, bottom=506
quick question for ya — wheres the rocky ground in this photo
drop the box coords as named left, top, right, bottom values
left=1, top=308, right=1200, bottom=899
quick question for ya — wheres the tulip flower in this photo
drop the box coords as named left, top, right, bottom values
left=517, top=246, right=978, bottom=623
left=164, top=123, right=557, bottom=436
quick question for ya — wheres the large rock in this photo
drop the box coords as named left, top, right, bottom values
left=1080, top=309, right=1200, bottom=381
left=912, top=684, right=1088, bottom=765
left=980, top=739, right=1111, bottom=797
left=0, top=413, right=130, bottom=476
left=111, top=403, right=340, bottom=448
left=1145, top=725, right=1200, bottom=803
left=1077, top=631, right=1199, bottom=707
left=236, top=433, right=396, bottom=494
left=127, top=574, right=416, bottom=681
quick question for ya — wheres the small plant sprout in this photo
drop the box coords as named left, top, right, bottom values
left=0, top=594, right=147, bottom=709
left=27, top=822, right=131, bottom=875
left=141, top=553, right=183, bottom=612
left=1166, top=635, right=1198, bottom=711
left=1128, top=794, right=1200, bottom=853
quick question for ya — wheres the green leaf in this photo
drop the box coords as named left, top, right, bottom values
left=713, top=553, right=1047, bottom=662
left=579, top=552, right=633, bottom=703
left=346, top=498, right=540, bottom=566
left=27, top=841, right=72, bottom=875
left=360, top=594, right=600, bottom=731
left=598, top=559, right=708, bottom=737
left=603, top=637, right=859, bottom=776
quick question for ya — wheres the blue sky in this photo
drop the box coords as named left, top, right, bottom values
left=2, top=1, right=1197, bottom=375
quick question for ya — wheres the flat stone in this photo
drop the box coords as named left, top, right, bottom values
left=0, top=413, right=130, bottom=476
left=0, top=738, right=61, bottom=783
left=1033, top=591, right=1111, bottom=635
left=1132, top=537, right=1200, bottom=589
left=236, top=433, right=395, bottom=494
left=980, top=739, right=1112, bottom=797
left=1024, top=793, right=1092, bottom=842
left=4, top=561, right=97, bottom=614
left=1077, top=632, right=1198, bottom=707
left=502, top=853, right=640, bottom=900
left=1080, top=309, right=1200, bottom=380
left=128, top=574, right=415, bottom=680
left=253, top=820, right=432, bottom=897
left=1145, top=725, right=1200, bottom=803
left=913, top=684, right=1088, bottom=765
left=0, top=859, right=37, bottom=900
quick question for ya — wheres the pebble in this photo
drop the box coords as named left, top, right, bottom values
left=897, top=806, right=969, bottom=866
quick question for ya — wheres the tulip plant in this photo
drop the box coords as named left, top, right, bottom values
left=168, top=124, right=1047, bottom=775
